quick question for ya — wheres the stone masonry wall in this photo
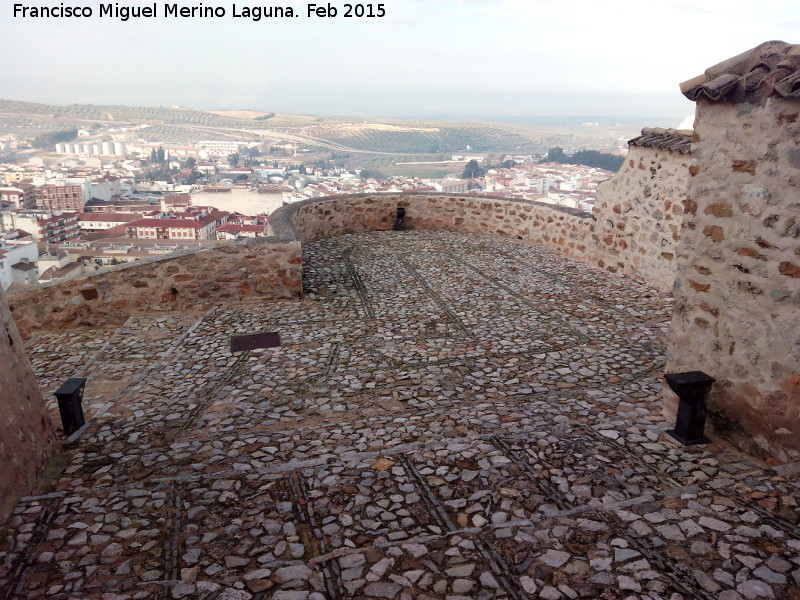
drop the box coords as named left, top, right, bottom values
left=9, top=192, right=688, bottom=339
left=8, top=239, right=302, bottom=338
left=666, top=98, right=800, bottom=462
left=288, top=194, right=596, bottom=260
left=594, top=134, right=691, bottom=292
left=0, top=287, right=55, bottom=523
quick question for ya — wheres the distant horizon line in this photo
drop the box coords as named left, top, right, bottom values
left=0, top=90, right=691, bottom=124
left=0, top=96, right=686, bottom=127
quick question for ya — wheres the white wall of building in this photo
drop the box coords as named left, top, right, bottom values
left=0, top=240, right=39, bottom=290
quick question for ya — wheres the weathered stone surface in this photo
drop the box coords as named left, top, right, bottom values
left=0, top=286, right=55, bottom=523
left=667, top=94, right=800, bottom=463
left=540, top=550, right=571, bottom=568
left=224, top=555, right=251, bottom=568
left=594, top=137, right=691, bottom=292
left=362, top=581, right=403, bottom=598
left=1, top=229, right=797, bottom=600
left=8, top=239, right=303, bottom=337
left=274, top=564, right=312, bottom=582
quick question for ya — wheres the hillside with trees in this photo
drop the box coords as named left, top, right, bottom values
left=31, top=128, right=78, bottom=148
left=541, top=147, right=624, bottom=172
left=0, top=98, right=640, bottom=157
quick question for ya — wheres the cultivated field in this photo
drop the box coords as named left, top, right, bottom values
left=0, top=98, right=639, bottom=155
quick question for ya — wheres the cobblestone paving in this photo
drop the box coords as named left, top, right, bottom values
left=3, top=231, right=799, bottom=600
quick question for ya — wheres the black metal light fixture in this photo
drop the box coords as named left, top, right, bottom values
left=665, top=371, right=715, bottom=445
left=395, top=206, right=406, bottom=231
left=54, top=378, right=87, bottom=436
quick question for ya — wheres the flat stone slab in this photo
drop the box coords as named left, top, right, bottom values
left=230, top=331, right=281, bottom=352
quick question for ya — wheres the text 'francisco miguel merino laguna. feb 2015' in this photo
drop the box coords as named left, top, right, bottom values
left=12, top=2, right=387, bottom=20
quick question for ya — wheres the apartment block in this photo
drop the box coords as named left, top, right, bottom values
left=35, top=184, right=86, bottom=211
left=0, top=184, right=36, bottom=209
left=3, top=210, right=80, bottom=243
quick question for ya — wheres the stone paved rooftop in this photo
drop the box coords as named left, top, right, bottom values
left=2, top=231, right=799, bottom=600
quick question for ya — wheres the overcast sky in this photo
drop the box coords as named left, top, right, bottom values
left=1, top=0, right=797, bottom=120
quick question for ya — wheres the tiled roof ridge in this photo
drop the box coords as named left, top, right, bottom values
left=681, top=40, right=800, bottom=103
left=628, top=128, right=693, bottom=154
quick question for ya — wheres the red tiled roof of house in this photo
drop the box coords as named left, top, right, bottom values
left=128, top=218, right=202, bottom=228
left=79, top=213, right=140, bottom=223
left=40, top=262, right=82, bottom=280
left=11, top=262, right=37, bottom=272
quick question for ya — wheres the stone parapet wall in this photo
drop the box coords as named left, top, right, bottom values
left=282, top=193, right=596, bottom=259
left=0, top=287, right=55, bottom=523
left=8, top=239, right=302, bottom=338
left=8, top=195, right=602, bottom=339
left=594, top=131, right=691, bottom=292
left=9, top=192, right=691, bottom=340
left=667, top=96, right=800, bottom=462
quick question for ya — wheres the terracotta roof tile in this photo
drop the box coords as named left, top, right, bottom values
left=628, top=128, right=692, bottom=154
left=40, top=262, right=82, bottom=280
left=78, top=213, right=139, bottom=223
left=681, top=40, right=800, bottom=103
left=128, top=218, right=201, bottom=228
left=11, top=262, right=37, bottom=272
left=82, top=225, right=129, bottom=241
